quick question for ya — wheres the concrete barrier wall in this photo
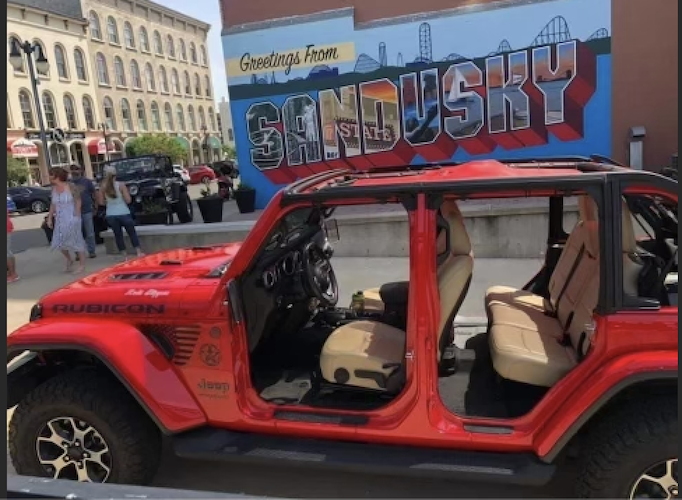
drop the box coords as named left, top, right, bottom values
left=103, top=206, right=579, bottom=259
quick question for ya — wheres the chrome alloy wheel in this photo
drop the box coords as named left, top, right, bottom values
left=631, top=459, right=678, bottom=499
left=35, top=417, right=112, bottom=483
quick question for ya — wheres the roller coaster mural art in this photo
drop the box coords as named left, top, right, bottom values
left=224, top=2, right=612, bottom=200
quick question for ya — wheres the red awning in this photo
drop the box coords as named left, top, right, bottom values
left=8, top=138, right=39, bottom=158
left=87, top=138, right=115, bottom=156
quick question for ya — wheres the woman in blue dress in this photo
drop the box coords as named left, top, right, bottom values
left=45, top=166, right=87, bottom=273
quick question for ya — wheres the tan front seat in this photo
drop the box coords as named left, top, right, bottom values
left=319, top=201, right=474, bottom=391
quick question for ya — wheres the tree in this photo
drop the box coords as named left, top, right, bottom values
left=221, top=144, right=237, bottom=160
left=125, top=134, right=187, bottom=164
left=7, top=153, right=29, bottom=186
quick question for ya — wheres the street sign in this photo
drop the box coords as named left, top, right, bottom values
left=25, top=130, right=86, bottom=141
left=52, top=127, right=66, bottom=144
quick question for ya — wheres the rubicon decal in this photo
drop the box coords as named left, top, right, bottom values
left=51, top=304, right=166, bottom=314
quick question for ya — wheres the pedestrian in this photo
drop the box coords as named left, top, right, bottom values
left=97, top=165, right=144, bottom=260
left=69, top=164, right=97, bottom=258
left=7, top=209, right=19, bottom=283
left=45, top=166, right=87, bottom=274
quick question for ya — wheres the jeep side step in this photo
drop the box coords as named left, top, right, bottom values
left=172, top=428, right=555, bottom=487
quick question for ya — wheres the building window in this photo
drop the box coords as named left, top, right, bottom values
left=208, top=107, right=216, bottom=131
left=227, top=128, right=234, bottom=141
left=164, top=103, right=173, bottom=131
left=205, top=75, right=212, bottom=97
left=96, top=53, right=109, bottom=85
left=121, top=98, right=133, bottom=131
left=18, top=90, right=34, bottom=128
left=171, top=69, right=180, bottom=94
left=176, top=104, right=185, bottom=131
left=74, top=48, right=87, bottom=81
left=153, top=30, right=163, bottom=55
left=194, top=73, right=201, bottom=96
left=103, top=96, right=116, bottom=130
left=63, top=94, right=78, bottom=129
left=33, top=42, right=48, bottom=76
left=166, top=35, right=175, bottom=57
left=107, top=17, right=119, bottom=44
left=200, top=45, right=207, bottom=66
left=139, top=27, right=149, bottom=52
left=144, top=63, right=155, bottom=91
left=89, top=12, right=101, bottom=40
left=136, top=100, right=147, bottom=131
left=184, top=71, right=191, bottom=95
left=179, top=39, right=186, bottom=60
left=54, top=45, right=68, bottom=79
left=130, top=60, right=141, bottom=89
left=82, top=96, right=95, bottom=129
left=114, top=56, right=126, bottom=87
left=188, top=105, right=196, bottom=131
left=159, top=66, right=169, bottom=93
left=198, top=106, right=206, bottom=128
left=150, top=102, right=161, bottom=131
left=189, top=42, right=197, bottom=64
left=42, top=92, right=58, bottom=129
left=9, top=37, right=25, bottom=72
left=123, top=22, right=135, bottom=49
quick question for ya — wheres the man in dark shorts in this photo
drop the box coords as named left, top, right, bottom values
left=70, top=164, right=97, bottom=258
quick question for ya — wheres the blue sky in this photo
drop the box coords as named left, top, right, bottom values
left=160, top=0, right=229, bottom=102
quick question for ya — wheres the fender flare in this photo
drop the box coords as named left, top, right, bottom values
left=537, top=353, right=677, bottom=463
left=7, top=318, right=207, bottom=434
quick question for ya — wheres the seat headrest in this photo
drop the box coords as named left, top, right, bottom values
left=578, top=195, right=598, bottom=222
left=621, top=198, right=638, bottom=254
left=440, top=200, right=471, bottom=256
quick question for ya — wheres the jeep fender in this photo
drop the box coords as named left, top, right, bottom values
left=536, top=351, right=677, bottom=462
left=7, top=319, right=207, bottom=434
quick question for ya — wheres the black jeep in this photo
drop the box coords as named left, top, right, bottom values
left=101, top=154, right=193, bottom=224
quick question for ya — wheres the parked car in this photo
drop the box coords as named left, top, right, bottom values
left=7, top=186, right=51, bottom=213
left=172, top=164, right=191, bottom=184
left=7, top=195, right=17, bottom=213
left=188, top=164, right=216, bottom=184
left=6, top=156, right=678, bottom=498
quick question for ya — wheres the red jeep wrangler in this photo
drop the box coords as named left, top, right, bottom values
left=7, top=157, right=678, bottom=498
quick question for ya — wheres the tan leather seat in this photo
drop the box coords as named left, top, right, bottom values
left=320, top=201, right=473, bottom=391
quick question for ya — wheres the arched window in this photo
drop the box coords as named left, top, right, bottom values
left=171, top=69, right=180, bottom=94
left=114, top=56, right=126, bottom=86
left=194, top=73, right=201, bottom=96
left=183, top=71, right=191, bottom=94
left=189, top=42, right=197, bottom=64
left=153, top=30, right=163, bottom=55
left=164, top=103, right=173, bottom=131
left=200, top=45, right=207, bottom=66
left=204, top=75, right=212, bottom=97
left=107, top=17, right=119, bottom=44
left=33, top=42, right=48, bottom=76
left=54, top=45, right=68, bottom=79
left=179, top=39, right=186, bottom=60
left=139, top=27, right=149, bottom=52
left=63, top=94, right=78, bottom=129
left=208, top=107, right=216, bottom=131
left=18, top=90, right=34, bottom=128
left=74, top=48, right=87, bottom=81
left=144, top=63, right=155, bottom=91
left=42, top=91, right=58, bottom=128
left=123, top=22, right=135, bottom=48
left=176, top=104, right=185, bottom=131
left=96, top=53, right=109, bottom=85
left=121, top=98, right=133, bottom=131
left=8, top=37, right=24, bottom=72
left=150, top=102, right=161, bottom=131
left=130, top=60, right=141, bottom=88
left=136, top=100, right=147, bottom=131
left=187, top=105, right=196, bottom=131
left=89, top=12, right=101, bottom=40
left=82, top=95, right=96, bottom=129
left=166, top=35, right=175, bottom=57
left=159, top=66, right=168, bottom=93
left=102, top=96, right=116, bottom=130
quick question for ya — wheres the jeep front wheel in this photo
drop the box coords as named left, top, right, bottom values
left=175, top=190, right=193, bottom=223
left=8, top=369, right=161, bottom=485
left=576, top=395, right=677, bottom=498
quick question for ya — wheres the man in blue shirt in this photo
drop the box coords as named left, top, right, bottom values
left=69, top=164, right=97, bottom=258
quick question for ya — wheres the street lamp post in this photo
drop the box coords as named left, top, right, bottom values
left=9, top=40, right=52, bottom=170
left=99, top=123, right=110, bottom=162
left=201, top=124, right=209, bottom=163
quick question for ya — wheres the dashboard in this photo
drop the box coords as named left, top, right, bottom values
left=262, top=250, right=302, bottom=291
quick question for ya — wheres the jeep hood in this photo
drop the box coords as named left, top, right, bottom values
left=38, top=243, right=242, bottom=318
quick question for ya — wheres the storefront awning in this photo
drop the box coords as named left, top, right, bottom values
left=207, top=136, right=221, bottom=149
left=175, top=136, right=191, bottom=151
left=87, top=138, right=115, bottom=156
left=8, top=138, right=39, bottom=158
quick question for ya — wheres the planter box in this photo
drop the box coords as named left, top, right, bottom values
left=234, top=188, right=256, bottom=214
left=197, top=196, right=224, bottom=223
left=135, top=212, right=168, bottom=226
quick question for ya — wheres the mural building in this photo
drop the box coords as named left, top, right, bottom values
left=223, top=0, right=612, bottom=207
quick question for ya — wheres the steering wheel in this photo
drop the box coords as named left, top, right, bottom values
left=302, top=242, right=338, bottom=306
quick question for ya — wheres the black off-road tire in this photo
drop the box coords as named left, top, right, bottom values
left=175, top=190, right=193, bottom=223
left=8, top=369, right=161, bottom=485
left=575, top=395, right=677, bottom=498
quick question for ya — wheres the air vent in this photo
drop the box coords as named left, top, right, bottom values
left=110, top=272, right=168, bottom=281
left=140, top=324, right=201, bottom=366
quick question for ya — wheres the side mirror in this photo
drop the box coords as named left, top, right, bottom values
left=324, top=218, right=340, bottom=242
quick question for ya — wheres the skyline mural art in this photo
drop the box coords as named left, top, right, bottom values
left=223, top=0, right=612, bottom=207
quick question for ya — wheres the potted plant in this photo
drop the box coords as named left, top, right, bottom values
left=135, top=199, right=169, bottom=225
left=234, top=182, right=256, bottom=214
left=196, top=181, right=224, bottom=223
